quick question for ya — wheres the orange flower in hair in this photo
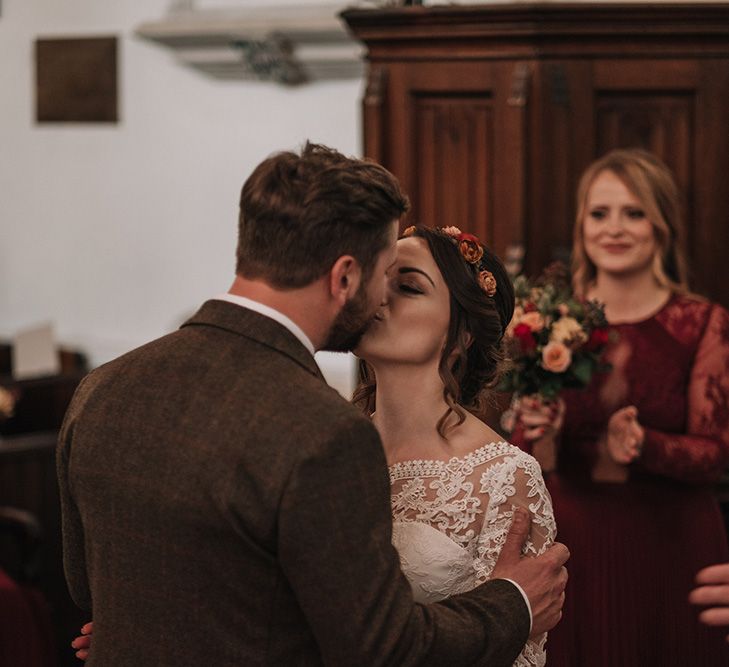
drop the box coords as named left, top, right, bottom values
left=402, top=225, right=417, bottom=237
left=478, top=270, right=497, bottom=297
left=458, top=234, right=484, bottom=265
left=436, top=226, right=495, bottom=296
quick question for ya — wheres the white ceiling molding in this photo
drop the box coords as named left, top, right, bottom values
left=135, top=3, right=365, bottom=84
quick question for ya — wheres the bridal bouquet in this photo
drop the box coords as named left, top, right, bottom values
left=498, top=262, right=611, bottom=402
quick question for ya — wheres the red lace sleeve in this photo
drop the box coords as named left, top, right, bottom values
left=638, top=303, right=729, bottom=484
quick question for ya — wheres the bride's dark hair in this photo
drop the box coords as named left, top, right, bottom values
left=352, top=225, right=515, bottom=437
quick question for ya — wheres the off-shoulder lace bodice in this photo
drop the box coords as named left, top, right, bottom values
left=389, top=441, right=556, bottom=667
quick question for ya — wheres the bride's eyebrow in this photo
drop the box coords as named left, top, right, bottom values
left=398, top=266, right=435, bottom=287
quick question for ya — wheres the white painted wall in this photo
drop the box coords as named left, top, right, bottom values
left=0, top=0, right=362, bottom=395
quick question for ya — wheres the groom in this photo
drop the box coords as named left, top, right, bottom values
left=58, top=142, right=568, bottom=666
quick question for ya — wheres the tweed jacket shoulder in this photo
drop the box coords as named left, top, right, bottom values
left=58, top=300, right=529, bottom=667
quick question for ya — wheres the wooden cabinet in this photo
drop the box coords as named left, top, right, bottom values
left=343, top=3, right=729, bottom=306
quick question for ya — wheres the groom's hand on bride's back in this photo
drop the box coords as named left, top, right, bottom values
left=491, top=507, right=569, bottom=638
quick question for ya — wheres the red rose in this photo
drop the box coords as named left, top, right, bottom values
left=523, top=302, right=538, bottom=313
left=513, top=323, right=537, bottom=351
left=586, top=327, right=610, bottom=351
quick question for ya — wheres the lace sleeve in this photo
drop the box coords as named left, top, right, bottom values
left=471, top=449, right=556, bottom=667
left=473, top=450, right=556, bottom=583
left=638, top=304, right=729, bottom=484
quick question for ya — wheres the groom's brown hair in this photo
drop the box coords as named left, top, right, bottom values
left=236, top=142, right=409, bottom=288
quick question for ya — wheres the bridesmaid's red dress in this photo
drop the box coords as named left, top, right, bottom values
left=517, top=295, right=729, bottom=666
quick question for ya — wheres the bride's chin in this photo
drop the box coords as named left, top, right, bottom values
left=353, top=339, right=383, bottom=364
left=353, top=342, right=372, bottom=360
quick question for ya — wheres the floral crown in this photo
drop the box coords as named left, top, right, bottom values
left=402, top=225, right=497, bottom=297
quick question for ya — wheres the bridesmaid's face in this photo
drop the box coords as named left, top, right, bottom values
left=355, top=236, right=450, bottom=367
left=582, top=169, right=658, bottom=280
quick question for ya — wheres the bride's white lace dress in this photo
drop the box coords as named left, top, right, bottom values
left=389, top=440, right=556, bottom=667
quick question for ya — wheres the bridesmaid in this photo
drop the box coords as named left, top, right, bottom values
left=511, top=148, right=729, bottom=666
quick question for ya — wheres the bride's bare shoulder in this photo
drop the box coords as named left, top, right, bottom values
left=447, top=412, right=505, bottom=457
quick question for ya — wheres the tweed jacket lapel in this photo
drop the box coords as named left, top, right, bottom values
left=181, top=299, right=324, bottom=380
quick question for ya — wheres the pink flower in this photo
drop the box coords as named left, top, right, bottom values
left=521, top=311, right=545, bottom=332
left=441, top=226, right=462, bottom=238
left=541, top=341, right=572, bottom=373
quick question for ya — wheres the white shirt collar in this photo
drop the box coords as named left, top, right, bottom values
left=213, top=293, right=316, bottom=356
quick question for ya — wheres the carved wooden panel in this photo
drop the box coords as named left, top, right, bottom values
left=372, top=60, right=527, bottom=260
left=411, top=95, right=494, bottom=241
left=595, top=93, right=694, bottom=196
left=363, top=67, right=388, bottom=164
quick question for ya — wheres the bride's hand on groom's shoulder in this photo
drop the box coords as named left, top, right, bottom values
left=70, top=621, right=93, bottom=661
left=491, top=508, right=569, bottom=638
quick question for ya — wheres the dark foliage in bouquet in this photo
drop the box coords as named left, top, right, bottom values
left=497, top=262, right=612, bottom=400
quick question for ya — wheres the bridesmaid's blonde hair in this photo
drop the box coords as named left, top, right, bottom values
left=571, top=148, right=690, bottom=298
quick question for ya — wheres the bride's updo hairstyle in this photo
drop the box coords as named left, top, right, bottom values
left=353, top=225, right=515, bottom=437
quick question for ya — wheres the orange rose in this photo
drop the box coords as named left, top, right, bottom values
left=541, top=341, right=572, bottom=373
left=459, top=239, right=484, bottom=264
left=478, top=270, right=497, bottom=296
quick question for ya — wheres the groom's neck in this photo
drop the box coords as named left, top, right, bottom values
left=228, top=274, right=333, bottom=351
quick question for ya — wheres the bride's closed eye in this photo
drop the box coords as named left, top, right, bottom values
left=397, top=283, right=424, bottom=295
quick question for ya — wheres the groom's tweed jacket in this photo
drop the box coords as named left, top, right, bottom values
left=58, top=300, right=529, bottom=666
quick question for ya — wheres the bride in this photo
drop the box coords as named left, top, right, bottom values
left=354, top=225, right=556, bottom=667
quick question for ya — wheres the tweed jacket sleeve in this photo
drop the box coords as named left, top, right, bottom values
left=277, top=415, right=530, bottom=667
left=57, top=373, right=94, bottom=611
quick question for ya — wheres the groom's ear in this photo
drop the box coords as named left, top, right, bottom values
left=328, top=255, right=362, bottom=306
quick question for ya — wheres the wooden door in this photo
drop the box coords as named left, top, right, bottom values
left=363, top=60, right=530, bottom=262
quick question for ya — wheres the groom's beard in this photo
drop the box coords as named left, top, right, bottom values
left=321, top=283, right=375, bottom=353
